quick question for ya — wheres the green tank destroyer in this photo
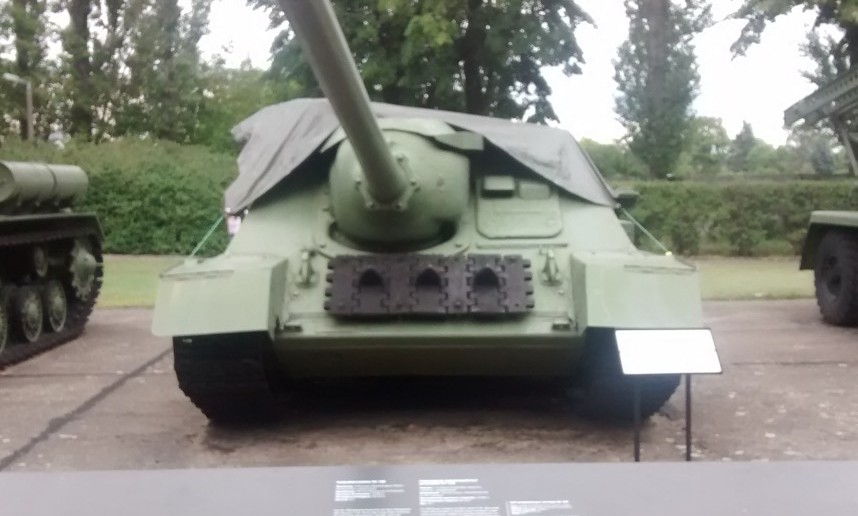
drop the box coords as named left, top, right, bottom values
left=152, top=0, right=708, bottom=423
left=0, top=160, right=103, bottom=367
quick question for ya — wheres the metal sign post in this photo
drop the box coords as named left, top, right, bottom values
left=616, top=329, right=722, bottom=462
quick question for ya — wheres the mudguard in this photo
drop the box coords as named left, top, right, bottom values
left=570, top=253, right=703, bottom=330
left=152, top=255, right=289, bottom=338
left=800, top=211, right=858, bottom=270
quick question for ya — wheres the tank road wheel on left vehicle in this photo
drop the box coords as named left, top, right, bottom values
left=14, top=286, right=44, bottom=343
left=32, top=246, right=49, bottom=278
left=69, top=239, right=98, bottom=301
left=42, top=280, right=68, bottom=333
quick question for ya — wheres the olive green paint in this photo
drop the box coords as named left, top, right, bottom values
left=152, top=0, right=707, bottom=381
left=800, top=210, right=858, bottom=269
left=153, top=148, right=705, bottom=377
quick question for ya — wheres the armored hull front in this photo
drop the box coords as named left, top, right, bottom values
left=154, top=155, right=702, bottom=422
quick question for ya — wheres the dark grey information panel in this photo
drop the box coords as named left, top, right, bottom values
left=1, top=461, right=857, bottom=515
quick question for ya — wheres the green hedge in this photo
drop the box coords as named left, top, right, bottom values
left=3, top=139, right=857, bottom=257
left=0, top=138, right=235, bottom=255
left=629, top=181, right=858, bottom=256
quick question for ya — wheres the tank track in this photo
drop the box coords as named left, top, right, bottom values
left=173, top=333, right=279, bottom=424
left=573, top=329, right=680, bottom=421
left=0, top=227, right=103, bottom=369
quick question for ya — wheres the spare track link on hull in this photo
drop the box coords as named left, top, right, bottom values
left=173, top=334, right=278, bottom=424
left=0, top=227, right=103, bottom=369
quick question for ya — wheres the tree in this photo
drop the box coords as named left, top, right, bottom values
left=192, top=60, right=280, bottom=150
left=87, top=0, right=134, bottom=141
left=734, top=2, right=855, bottom=175
left=118, top=0, right=213, bottom=142
left=60, top=0, right=95, bottom=139
left=579, top=138, right=647, bottom=179
left=744, top=142, right=790, bottom=175
left=728, top=121, right=758, bottom=173
left=684, top=116, right=730, bottom=176
left=800, top=30, right=848, bottom=86
left=788, top=127, right=840, bottom=175
left=249, top=0, right=592, bottom=123
left=614, top=0, right=712, bottom=179
left=0, top=0, right=49, bottom=139
left=732, top=2, right=858, bottom=66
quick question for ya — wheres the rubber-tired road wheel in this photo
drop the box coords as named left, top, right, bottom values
left=574, top=329, right=680, bottom=421
left=41, top=280, right=68, bottom=333
left=14, top=286, right=43, bottom=344
left=814, top=230, right=858, bottom=326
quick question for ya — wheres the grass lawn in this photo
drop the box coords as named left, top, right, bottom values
left=98, top=255, right=180, bottom=308
left=96, top=255, right=815, bottom=308
left=692, top=257, right=813, bottom=301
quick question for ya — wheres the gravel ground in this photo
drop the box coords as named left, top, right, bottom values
left=0, top=299, right=856, bottom=472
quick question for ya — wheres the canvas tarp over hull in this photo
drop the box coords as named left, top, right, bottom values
left=226, top=98, right=616, bottom=211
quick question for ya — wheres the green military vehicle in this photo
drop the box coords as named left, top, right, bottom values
left=152, top=0, right=710, bottom=423
left=0, top=160, right=102, bottom=366
left=785, top=69, right=858, bottom=326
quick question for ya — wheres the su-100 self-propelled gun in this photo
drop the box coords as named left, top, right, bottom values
left=0, top=160, right=102, bottom=366
left=152, top=0, right=709, bottom=423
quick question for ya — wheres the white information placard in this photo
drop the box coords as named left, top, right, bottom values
left=615, top=328, right=721, bottom=375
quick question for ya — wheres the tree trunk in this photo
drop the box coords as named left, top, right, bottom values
left=67, top=0, right=93, bottom=140
left=12, top=0, right=33, bottom=139
left=642, top=0, right=669, bottom=176
left=844, top=22, right=858, bottom=68
left=462, top=0, right=487, bottom=115
left=376, top=11, right=404, bottom=105
left=155, top=0, right=181, bottom=140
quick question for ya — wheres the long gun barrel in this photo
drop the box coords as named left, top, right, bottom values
left=276, top=0, right=408, bottom=203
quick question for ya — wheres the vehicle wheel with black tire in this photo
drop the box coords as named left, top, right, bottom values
left=814, top=230, right=858, bottom=326
left=573, top=329, right=680, bottom=421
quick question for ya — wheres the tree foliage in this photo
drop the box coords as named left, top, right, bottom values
left=788, top=127, right=837, bottom=175
left=732, top=1, right=858, bottom=65
left=192, top=60, right=280, bottom=150
left=683, top=116, right=731, bottom=177
left=728, top=121, right=757, bottom=173
left=0, top=0, right=50, bottom=138
left=249, top=0, right=592, bottom=123
left=614, top=0, right=712, bottom=178
left=116, top=0, right=213, bottom=142
left=0, top=0, right=281, bottom=150
left=801, top=30, right=849, bottom=86
left=732, top=1, right=853, bottom=172
left=579, top=138, right=647, bottom=179
left=585, top=117, right=848, bottom=179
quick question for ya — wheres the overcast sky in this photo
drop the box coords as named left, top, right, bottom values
left=199, top=0, right=820, bottom=145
